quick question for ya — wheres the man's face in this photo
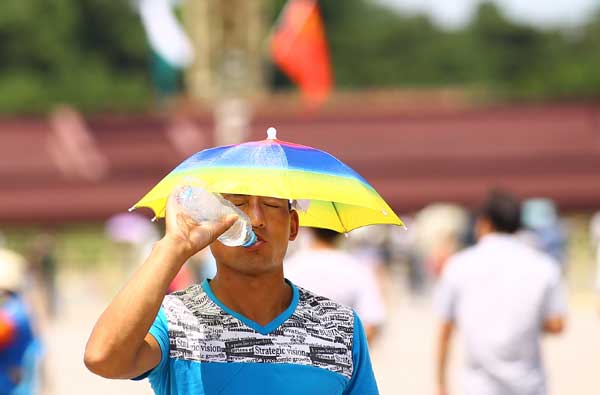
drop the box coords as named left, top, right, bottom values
left=210, top=194, right=299, bottom=276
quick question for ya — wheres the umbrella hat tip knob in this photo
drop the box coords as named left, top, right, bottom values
left=267, top=127, right=277, bottom=140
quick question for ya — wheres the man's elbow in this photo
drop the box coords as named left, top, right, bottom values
left=84, top=347, right=109, bottom=377
left=84, top=344, right=128, bottom=379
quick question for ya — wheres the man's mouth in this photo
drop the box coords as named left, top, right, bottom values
left=245, top=239, right=264, bottom=251
left=244, top=233, right=265, bottom=251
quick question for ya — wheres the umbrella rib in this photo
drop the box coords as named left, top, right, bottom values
left=331, top=201, right=348, bottom=233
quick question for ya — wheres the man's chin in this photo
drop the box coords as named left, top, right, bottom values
left=237, top=257, right=282, bottom=276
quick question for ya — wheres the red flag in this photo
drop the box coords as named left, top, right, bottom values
left=271, top=0, right=332, bottom=106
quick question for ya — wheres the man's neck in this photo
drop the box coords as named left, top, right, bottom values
left=209, top=270, right=292, bottom=327
left=310, top=239, right=336, bottom=250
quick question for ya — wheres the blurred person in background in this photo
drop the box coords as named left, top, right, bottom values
left=590, top=211, right=600, bottom=314
left=105, top=212, right=160, bottom=276
left=343, top=225, right=390, bottom=276
left=0, top=248, right=38, bottom=395
left=343, top=225, right=397, bottom=296
left=165, top=262, right=195, bottom=293
left=170, top=248, right=217, bottom=292
left=105, top=211, right=197, bottom=305
left=27, top=233, right=59, bottom=321
left=188, top=247, right=218, bottom=284
left=414, top=203, right=470, bottom=280
left=386, top=216, right=428, bottom=295
left=435, top=190, right=566, bottom=395
left=285, top=227, right=386, bottom=343
left=520, top=198, right=567, bottom=268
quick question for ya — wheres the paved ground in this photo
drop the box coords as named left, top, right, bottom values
left=42, top=270, right=600, bottom=395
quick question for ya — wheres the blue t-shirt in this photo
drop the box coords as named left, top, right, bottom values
left=0, top=295, right=34, bottom=394
left=138, top=279, right=379, bottom=395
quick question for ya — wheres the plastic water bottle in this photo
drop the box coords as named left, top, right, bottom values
left=175, top=185, right=257, bottom=248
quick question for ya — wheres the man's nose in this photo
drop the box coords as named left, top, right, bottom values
left=246, top=197, right=265, bottom=228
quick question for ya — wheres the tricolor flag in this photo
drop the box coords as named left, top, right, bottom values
left=136, top=0, right=194, bottom=95
left=271, top=0, right=332, bottom=106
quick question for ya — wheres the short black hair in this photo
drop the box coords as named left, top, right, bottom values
left=311, top=227, right=341, bottom=244
left=478, top=189, right=521, bottom=233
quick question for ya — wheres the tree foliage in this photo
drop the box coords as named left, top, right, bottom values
left=1, top=0, right=600, bottom=113
left=0, top=0, right=151, bottom=113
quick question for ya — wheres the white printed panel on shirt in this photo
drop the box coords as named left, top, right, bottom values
left=163, top=285, right=355, bottom=378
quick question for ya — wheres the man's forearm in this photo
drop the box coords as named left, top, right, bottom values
left=436, top=321, right=454, bottom=395
left=84, top=238, right=188, bottom=376
left=542, top=316, right=565, bottom=334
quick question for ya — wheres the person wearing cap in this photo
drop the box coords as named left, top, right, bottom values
left=435, top=190, right=566, bottom=395
left=85, top=192, right=379, bottom=395
left=0, top=248, right=35, bottom=394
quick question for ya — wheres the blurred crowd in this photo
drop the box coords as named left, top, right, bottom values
left=1, top=191, right=599, bottom=394
left=0, top=233, right=57, bottom=395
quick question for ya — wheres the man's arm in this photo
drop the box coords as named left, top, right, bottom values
left=436, top=320, right=454, bottom=395
left=434, top=257, right=459, bottom=395
left=363, top=325, right=380, bottom=344
left=84, top=240, right=187, bottom=379
left=541, top=266, right=567, bottom=336
left=84, top=193, right=236, bottom=379
left=543, top=316, right=565, bottom=334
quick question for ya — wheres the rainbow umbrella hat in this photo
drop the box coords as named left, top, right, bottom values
left=130, top=128, right=403, bottom=233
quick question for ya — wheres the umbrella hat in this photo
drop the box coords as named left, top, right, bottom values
left=131, top=128, right=403, bottom=233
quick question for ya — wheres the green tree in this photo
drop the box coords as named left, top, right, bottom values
left=2, top=0, right=600, bottom=113
left=0, top=0, right=152, bottom=113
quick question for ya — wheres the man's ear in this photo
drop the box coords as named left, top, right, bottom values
left=289, top=210, right=299, bottom=241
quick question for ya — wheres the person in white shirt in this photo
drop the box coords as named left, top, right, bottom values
left=435, top=190, right=566, bottom=395
left=590, top=212, right=600, bottom=315
left=285, top=228, right=386, bottom=343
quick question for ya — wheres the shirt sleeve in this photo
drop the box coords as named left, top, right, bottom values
left=435, top=259, right=459, bottom=322
left=542, top=267, right=567, bottom=319
left=344, top=311, right=379, bottom=395
left=132, top=307, right=169, bottom=381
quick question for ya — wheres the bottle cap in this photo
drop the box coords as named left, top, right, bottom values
left=242, top=230, right=258, bottom=248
